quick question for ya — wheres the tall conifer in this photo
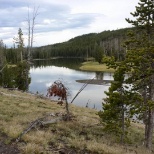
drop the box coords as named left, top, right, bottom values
left=99, top=0, right=154, bottom=148
left=14, top=28, right=24, bottom=62
left=125, top=0, right=154, bottom=149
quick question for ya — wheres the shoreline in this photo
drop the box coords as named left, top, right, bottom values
left=76, top=79, right=112, bottom=85
left=79, top=61, right=115, bottom=72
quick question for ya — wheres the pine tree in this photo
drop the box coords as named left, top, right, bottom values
left=14, top=28, right=24, bottom=62
left=125, top=0, right=154, bottom=149
left=99, top=0, right=154, bottom=147
left=95, top=45, right=103, bottom=64
left=0, top=40, right=6, bottom=67
left=15, top=61, right=31, bottom=91
left=98, top=63, right=139, bottom=143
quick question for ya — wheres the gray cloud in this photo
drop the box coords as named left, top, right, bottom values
left=1, top=0, right=137, bottom=46
left=0, top=0, right=27, bottom=8
left=0, top=0, right=101, bottom=34
left=35, top=13, right=102, bottom=33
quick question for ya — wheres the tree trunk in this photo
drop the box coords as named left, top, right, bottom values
left=145, top=109, right=154, bottom=149
left=142, top=87, right=149, bottom=145
left=20, top=50, right=23, bottom=62
left=27, top=6, right=38, bottom=61
left=27, top=6, right=31, bottom=61
left=65, top=98, right=70, bottom=120
left=121, top=104, right=125, bottom=144
left=145, top=77, right=154, bottom=149
left=28, top=15, right=31, bottom=60
left=30, top=7, right=39, bottom=60
left=145, top=123, right=148, bottom=145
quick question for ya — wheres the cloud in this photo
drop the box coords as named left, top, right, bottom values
left=1, top=0, right=139, bottom=47
left=0, top=0, right=27, bottom=8
left=0, top=0, right=100, bottom=39
left=34, top=13, right=103, bottom=33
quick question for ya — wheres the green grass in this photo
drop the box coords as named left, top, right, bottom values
left=0, top=88, right=151, bottom=154
left=79, top=61, right=115, bottom=72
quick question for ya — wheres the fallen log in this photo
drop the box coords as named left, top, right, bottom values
left=41, top=117, right=63, bottom=125
left=15, top=113, right=64, bottom=143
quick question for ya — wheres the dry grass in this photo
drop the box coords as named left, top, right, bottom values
left=0, top=88, right=151, bottom=154
left=79, top=61, right=115, bottom=72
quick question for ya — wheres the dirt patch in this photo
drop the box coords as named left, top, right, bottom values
left=48, top=141, right=95, bottom=154
left=0, top=132, right=20, bottom=154
left=0, top=142, right=20, bottom=154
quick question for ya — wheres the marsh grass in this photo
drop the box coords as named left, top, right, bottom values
left=79, top=61, right=115, bottom=72
left=0, top=88, right=151, bottom=153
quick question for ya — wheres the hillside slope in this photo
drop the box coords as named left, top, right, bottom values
left=0, top=88, right=149, bottom=154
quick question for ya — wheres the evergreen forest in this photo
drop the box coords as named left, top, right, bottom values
left=33, top=28, right=131, bottom=61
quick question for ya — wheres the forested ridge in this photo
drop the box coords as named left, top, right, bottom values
left=0, top=27, right=135, bottom=64
left=33, top=27, right=132, bottom=61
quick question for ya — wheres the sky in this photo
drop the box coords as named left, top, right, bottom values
left=0, top=0, right=139, bottom=47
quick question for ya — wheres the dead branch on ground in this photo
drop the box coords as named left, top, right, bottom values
left=15, top=112, right=69, bottom=143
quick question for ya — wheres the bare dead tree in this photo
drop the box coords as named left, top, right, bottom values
left=30, top=6, right=39, bottom=57
left=27, top=6, right=39, bottom=61
left=70, top=77, right=95, bottom=104
left=27, top=6, right=31, bottom=60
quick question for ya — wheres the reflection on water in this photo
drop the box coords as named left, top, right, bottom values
left=29, top=59, right=113, bottom=110
left=32, top=58, right=84, bottom=70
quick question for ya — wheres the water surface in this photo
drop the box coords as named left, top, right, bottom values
left=29, top=59, right=113, bottom=110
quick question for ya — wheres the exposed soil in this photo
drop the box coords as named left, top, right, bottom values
left=0, top=142, right=20, bottom=154
left=0, top=133, right=20, bottom=154
left=48, top=141, right=96, bottom=154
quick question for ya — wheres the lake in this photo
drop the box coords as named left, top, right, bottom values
left=29, top=59, right=113, bottom=110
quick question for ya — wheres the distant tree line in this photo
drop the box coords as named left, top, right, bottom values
left=1, top=27, right=134, bottom=65
left=0, top=40, right=6, bottom=67
left=32, top=28, right=132, bottom=62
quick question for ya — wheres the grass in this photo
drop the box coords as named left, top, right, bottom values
left=7, top=64, right=17, bottom=67
left=0, top=88, right=152, bottom=154
left=79, top=61, right=115, bottom=72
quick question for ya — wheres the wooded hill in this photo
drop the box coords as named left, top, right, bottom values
left=33, top=27, right=133, bottom=61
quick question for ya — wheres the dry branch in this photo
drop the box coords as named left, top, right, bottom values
left=41, top=117, right=63, bottom=125
left=71, top=77, right=95, bottom=103
left=15, top=113, right=64, bottom=143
